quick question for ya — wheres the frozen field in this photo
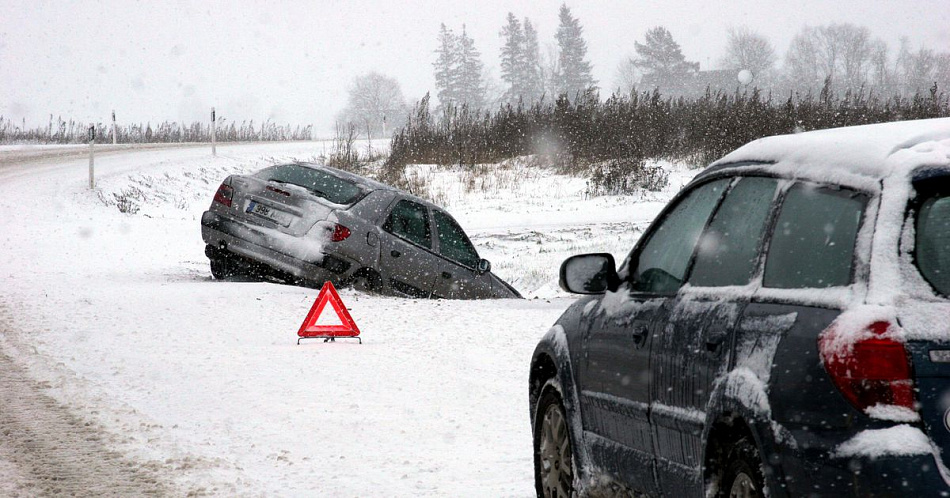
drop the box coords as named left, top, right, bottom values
left=0, top=142, right=695, bottom=496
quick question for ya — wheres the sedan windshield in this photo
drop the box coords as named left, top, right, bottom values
left=256, top=164, right=364, bottom=205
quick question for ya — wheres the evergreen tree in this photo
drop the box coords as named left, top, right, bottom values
left=554, top=4, right=596, bottom=99
left=633, top=26, right=699, bottom=95
left=523, top=18, right=544, bottom=102
left=500, top=13, right=527, bottom=103
left=456, top=25, right=485, bottom=109
left=433, top=24, right=460, bottom=109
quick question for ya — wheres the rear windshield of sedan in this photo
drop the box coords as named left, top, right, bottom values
left=256, top=164, right=364, bottom=205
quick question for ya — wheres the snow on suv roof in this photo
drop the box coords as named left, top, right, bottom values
left=708, top=117, right=950, bottom=189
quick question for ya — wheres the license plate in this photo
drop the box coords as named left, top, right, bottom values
left=247, top=201, right=292, bottom=226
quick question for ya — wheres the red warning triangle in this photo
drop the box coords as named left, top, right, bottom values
left=297, top=281, right=361, bottom=340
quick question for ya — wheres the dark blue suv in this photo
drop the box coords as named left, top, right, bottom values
left=529, top=118, right=950, bottom=497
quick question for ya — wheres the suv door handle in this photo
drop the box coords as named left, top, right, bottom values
left=391, top=250, right=401, bottom=258
left=631, top=323, right=650, bottom=348
left=441, top=271, right=452, bottom=279
left=632, top=324, right=649, bottom=338
left=706, top=334, right=726, bottom=353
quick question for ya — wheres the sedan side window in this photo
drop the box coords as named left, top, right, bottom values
left=630, top=179, right=728, bottom=294
left=689, top=177, right=778, bottom=287
left=433, top=210, right=480, bottom=268
left=763, top=183, right=867, bottom=289
left=383, top=200, right=432, bottom=249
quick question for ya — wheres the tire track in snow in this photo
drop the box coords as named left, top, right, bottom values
left=0, top=347, right=170, bottom=497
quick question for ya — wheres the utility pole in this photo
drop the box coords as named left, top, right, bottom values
left=88, top=126, right=96, bottom=189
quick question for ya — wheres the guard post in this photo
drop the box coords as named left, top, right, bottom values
left=88, top=125, right=95, bottom=189
left=211, top=107, right=217, bottom=157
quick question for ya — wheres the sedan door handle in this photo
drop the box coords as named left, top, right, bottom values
left=441, top=271, right=452, bottom=279
left=391, top=250, right=401, bottom=258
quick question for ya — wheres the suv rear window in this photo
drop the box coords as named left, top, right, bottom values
left=256, top=164, right=363, bottom=205
left=763, top=183, right=867, bottom=289
left=915, top=193, right=950, bottom=296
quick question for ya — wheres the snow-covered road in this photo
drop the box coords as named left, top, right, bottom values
left=0, top=142, right=689, bottom=495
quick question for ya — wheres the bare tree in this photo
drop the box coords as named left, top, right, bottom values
left=784, top=23, right=881, bottom=94
left=719, top=27, right=776, bottom=84
left=896, top=38, right=950, bottom=95
left=338, top=72, right=409, bottom=138
left=613, top=57, right=640, bottom=94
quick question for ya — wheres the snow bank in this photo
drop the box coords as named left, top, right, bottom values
left=834, top=425, right=932, bottom=459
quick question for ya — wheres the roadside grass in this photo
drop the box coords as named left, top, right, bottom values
left=94, top=147, right=694, bottom=298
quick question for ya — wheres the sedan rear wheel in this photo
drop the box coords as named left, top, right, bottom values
left=534, top=382, right=575, bottom=498
left=209, top=257, right=235, bottom=280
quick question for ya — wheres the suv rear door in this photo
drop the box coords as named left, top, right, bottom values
left=649, top=176, right=779, bottom=497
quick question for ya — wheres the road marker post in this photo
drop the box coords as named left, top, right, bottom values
left=297, top=281, right=362, bottom=344
left=88, top=126, right=95, bottom=189
left=211, top=107, right=217, bottom=157
left=111, top=110, right=117, bottom=145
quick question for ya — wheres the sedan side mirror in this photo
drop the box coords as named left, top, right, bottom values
left=559, top=253, right=620, bottom=294
left=476, top=258, right=491, bottom=275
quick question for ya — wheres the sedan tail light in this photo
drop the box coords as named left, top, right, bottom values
left=330, top=224, right=351, bottom=242
left=819, top=321, right=916, bottom=412
left=213, top=182, right=234, bottom=207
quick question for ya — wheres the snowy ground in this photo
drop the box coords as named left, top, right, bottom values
left=0, top=142, right=695, bottom=496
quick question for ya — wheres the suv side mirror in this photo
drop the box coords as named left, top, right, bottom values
left=559, top=253, right=620, bottom=294
left=476, top=258, right=492, bottom=275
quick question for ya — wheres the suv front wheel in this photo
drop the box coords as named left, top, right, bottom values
left=534, top=381, right=576, bottom=498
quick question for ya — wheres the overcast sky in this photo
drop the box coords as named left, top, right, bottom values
left=2, top=0, right=948, bottom=136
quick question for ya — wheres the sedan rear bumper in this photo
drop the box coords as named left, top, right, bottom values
left=201, top=210, right=354, bottom=284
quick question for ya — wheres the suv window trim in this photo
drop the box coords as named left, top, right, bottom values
left=909, top=175, right=950, bottom=299
left=622, top=176, right=734, bottom=297
left=686, top=176, right=783, bottom=288
left=759, top=180, right=871, bottom=290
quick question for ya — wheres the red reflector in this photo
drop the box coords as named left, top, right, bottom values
left=213, top=183, right=233, bottom=207
left=819, top=321, right=916, bottom=411
left=331, top=224, right=351, bottom=242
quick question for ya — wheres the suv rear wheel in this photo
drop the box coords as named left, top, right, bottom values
left=534, top=381, right=576, bottom=498
left=716, top=436, right=765, bottom=498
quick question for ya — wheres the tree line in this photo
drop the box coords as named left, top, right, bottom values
left=339, top=4, right=947, bottom=143
left=384, top=85, right=950, bottom=194
left=0, top=115, right=313, bottom=144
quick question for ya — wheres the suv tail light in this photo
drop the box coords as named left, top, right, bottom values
left=330, top=224, right=351, bottom=242
left=213, top=182, right=234, bottom=207
left=819, top=321, right=916, bottom=412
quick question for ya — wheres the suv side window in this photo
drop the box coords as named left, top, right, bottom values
left=433, top=210, right=480, bottom=268
left=631, top=178, right=728, bottom=294
left=383, top=199, right=432, bottom=249
left=689, top=177, right=778, bottom=287
left=763, top=183, right=867, bottom=289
